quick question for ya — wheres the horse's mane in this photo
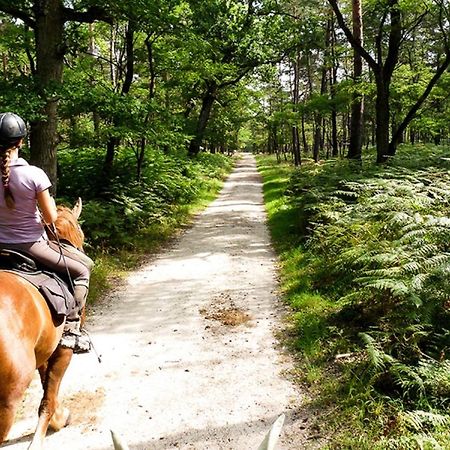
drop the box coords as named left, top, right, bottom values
left=55, top=206, right=84, bottom=250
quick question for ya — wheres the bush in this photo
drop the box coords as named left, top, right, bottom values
left=57, top=146, right=233, bottom=249
left=268, top=144, right=450, bottom=447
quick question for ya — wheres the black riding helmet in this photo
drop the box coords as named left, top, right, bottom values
left=0, top=112, right=27, bottom=147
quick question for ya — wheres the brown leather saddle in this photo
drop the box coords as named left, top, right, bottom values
left=0, top=248, right=77, bottom=319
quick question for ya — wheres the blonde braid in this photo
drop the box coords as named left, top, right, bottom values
left=0, top=147, right=15, bottom=209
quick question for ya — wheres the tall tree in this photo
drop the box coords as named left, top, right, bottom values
left=291, top=51, right=301, bottom=166
left=347, top=0, right=364, bottom=159
left=185, top=0, right=295, bottom=156
left=103, top=20, right=135, bottom=176
left=328, top=0, right=401, bottom=162
left=389, top=1, right=450, bottom=151
left=0, top=0, right=111, bottom=189
left=328, top=0, right=450, bottom=161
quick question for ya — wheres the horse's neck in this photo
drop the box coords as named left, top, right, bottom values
left=54, top=209, right=84, bottom=250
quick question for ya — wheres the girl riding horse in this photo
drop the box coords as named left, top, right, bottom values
left=0, top=202, right=88, bottom=449
left=0, top=112, right=92, bottom=351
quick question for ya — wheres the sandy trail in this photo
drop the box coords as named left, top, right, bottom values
left=4, top=153, right=308, bottom=450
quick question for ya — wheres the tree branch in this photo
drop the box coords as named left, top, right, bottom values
left=62, top=6, right=112, bottom=24
left=23, top=25, right=36, bottom=75
left=375, top=11, right=388, bottom=64
left=219, top=48, right=297, bottom=89
left=391, top=51, right=450, bottom=147
left=219, top=66, right=253, bottom=88
left=437, top=0, right=450, bottom=52
left=121, top=21, right=134, bottom=96
left=384, top=0, right=402, bottom=80
left=0, top=4, right=35, bottom=28
left=83, top=51, right=120, bottom=68
left=400, top=9, right=428, bottom=47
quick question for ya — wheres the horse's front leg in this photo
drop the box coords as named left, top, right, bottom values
left=28, top=346, right=73, bottom=450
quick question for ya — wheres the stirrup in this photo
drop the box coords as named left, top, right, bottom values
left=60, top=327, right=91, bottom=354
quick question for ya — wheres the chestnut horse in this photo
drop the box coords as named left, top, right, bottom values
left=0, top=199, right=85, bottom=450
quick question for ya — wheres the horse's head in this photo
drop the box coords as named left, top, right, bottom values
left=54, top=198, right=84, bottom=250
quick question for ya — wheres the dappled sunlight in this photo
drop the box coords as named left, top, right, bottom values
left=6, top=154, right=304, bottom=450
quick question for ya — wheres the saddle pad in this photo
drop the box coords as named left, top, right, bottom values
left=1, top=270, right=77, bottom=319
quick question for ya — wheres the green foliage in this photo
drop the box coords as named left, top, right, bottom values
left=258, top=145, right=450, bottom=448
left=57, top=146, right=233, bottom=249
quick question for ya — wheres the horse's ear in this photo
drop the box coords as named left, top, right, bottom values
left=72, top=197, right=82, bottom=220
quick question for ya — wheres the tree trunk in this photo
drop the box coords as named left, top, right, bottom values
left=389, top=51, right=450, bottom=155
left=292, top=127, right=301, bottom=165
left=188, top=82, right=217, bottom=156
left=137, top=139, right=146, bottom=181
left=312, top=56, right=328, bottom=162
left=103, top=21, right=135, bottom=175
left=30, top=0, right=65, bottom=192
left=103, top=136, right=118, bottom=177
left=313, top=119, right=321, bottom=163
left=301, top=110, right=309, bottom=154
left=375, top=75, right=390, bottom=162
left=93, top=111, right=101, bottom=144
left=292, top=53, right=301, bottom=166
left=348, top=0, right=364, bottom=159
left=330, top=18, right=339, bottom=157
left=145, top=34, right=157, bottom=100
left=0, top=2, right=111, bottom=193
left=328, top=0, right=402, bottom=163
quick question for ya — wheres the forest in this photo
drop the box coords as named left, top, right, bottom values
left=0, top=0, right=449, bottom=448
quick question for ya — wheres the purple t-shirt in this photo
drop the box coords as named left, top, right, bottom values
left=0, top=158, right=52, bottom=243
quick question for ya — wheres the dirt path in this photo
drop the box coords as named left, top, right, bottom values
left=4, top=153, right=309, bottom=450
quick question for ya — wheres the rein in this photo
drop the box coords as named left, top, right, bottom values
left=48, top=222, right=76, bottom=293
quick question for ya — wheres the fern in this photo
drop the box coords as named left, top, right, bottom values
left=401, top=410, right=450, bottom=432
left=402, top=261, right=422, bottom=274
left=284, top=145, right=450, bottom=444
left=360, top=332, right=394, bottom=372
left=417, top=360, right=450, bottom=398
left=390, top=362, right=426, bottom=398
left=360, top=279, right=409, bottom=297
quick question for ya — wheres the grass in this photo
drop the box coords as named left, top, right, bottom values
left=257, top=157, right=302, bottom=252
left=257, top=153, right=337, bottom=399
left=257, top=154, right=380, bottom=447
